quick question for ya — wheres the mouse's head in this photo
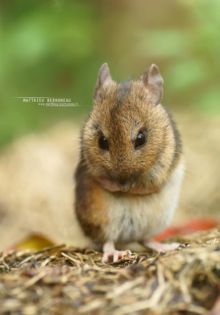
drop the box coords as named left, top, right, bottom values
left=82, top=63, right=179, bottom=193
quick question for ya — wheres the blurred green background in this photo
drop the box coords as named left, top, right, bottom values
left=0, top=0, right=220, bottom=147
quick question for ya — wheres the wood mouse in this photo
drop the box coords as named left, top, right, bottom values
left=74, top=63, right=184, bottom=263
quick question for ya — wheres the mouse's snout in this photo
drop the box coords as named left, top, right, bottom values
left=118, top=176, right=130, bottom=187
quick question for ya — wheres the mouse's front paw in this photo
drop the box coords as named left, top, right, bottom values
left=102, top=249, right=131, bottom=263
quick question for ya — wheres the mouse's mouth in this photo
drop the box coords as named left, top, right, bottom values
left=95, top=176, right=132, bottom=193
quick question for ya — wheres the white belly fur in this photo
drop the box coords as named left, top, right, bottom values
left=105, top=160, right=184, bottom=243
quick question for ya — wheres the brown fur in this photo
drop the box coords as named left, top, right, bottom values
left=75, top=160, right=108, bottom=243
left=74, top=64, right=182, bottom=243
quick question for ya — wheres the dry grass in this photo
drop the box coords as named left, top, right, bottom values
left=1, top=229, right=220, bottom=315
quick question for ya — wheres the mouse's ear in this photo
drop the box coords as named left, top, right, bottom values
left=94, top=63, right=113, bottom=101
left=142, top=64, right=164, bottom=105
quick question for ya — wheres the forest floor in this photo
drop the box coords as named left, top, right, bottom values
left=1, top=228, right=220, bottom=315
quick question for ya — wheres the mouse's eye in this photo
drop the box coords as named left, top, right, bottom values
left=98, top=134, right=109, bottom=151
left=134, top=130, right=147, bottom=149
